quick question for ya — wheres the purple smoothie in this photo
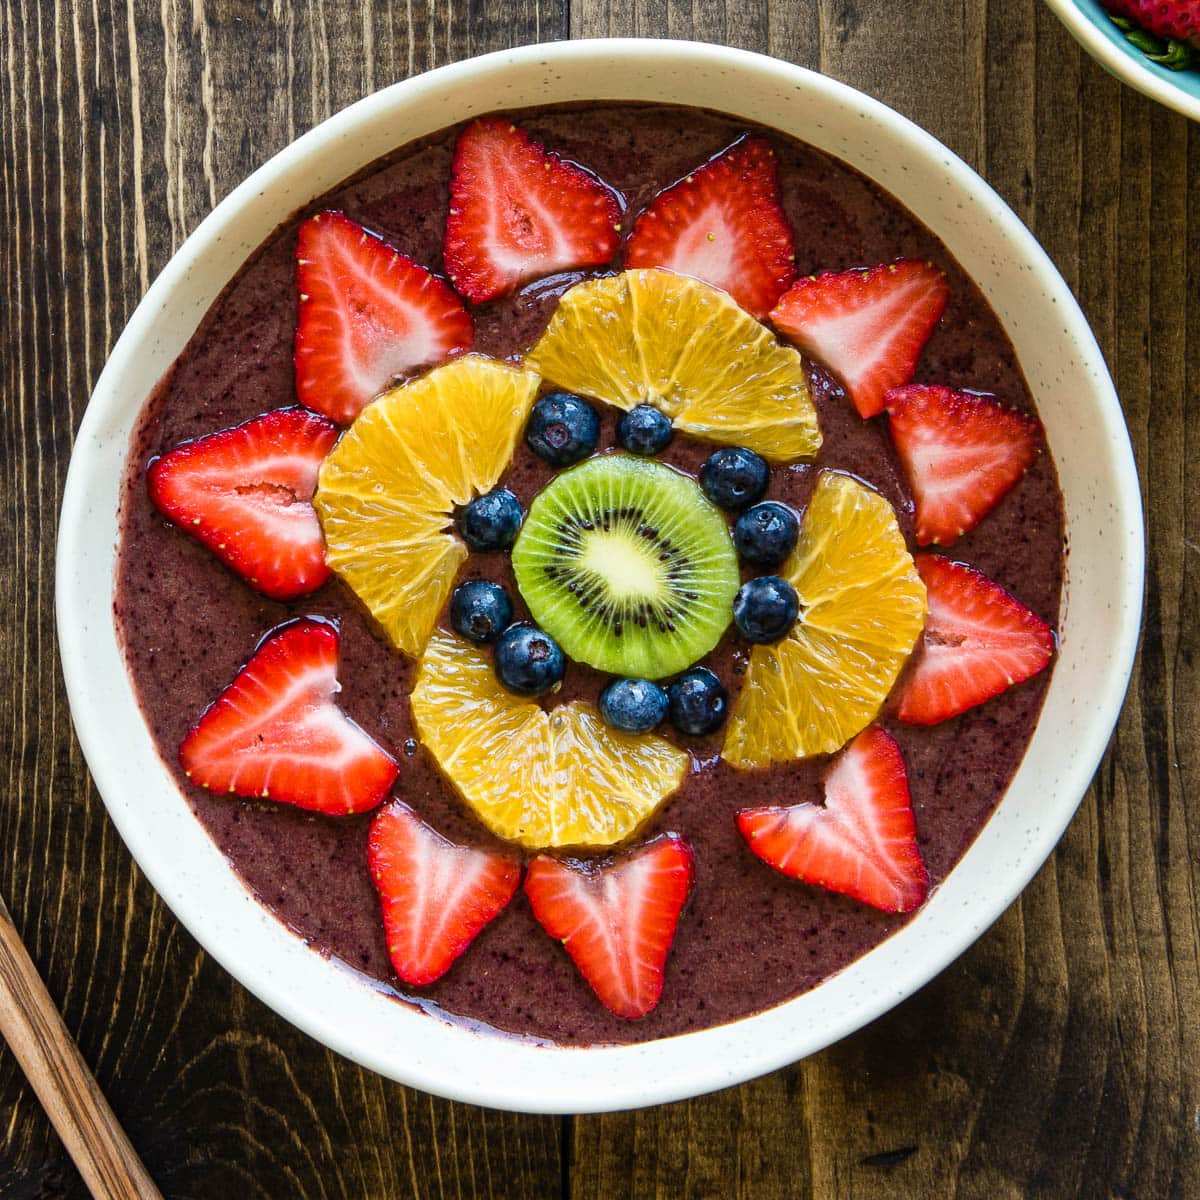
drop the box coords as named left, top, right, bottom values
left=115, top=104, right=1064, bottom=1047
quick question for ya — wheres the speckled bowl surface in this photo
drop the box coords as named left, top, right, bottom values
left=57, top=40, right=1143, bottom=1113
left=1044, top=0, right=1200, bottom=120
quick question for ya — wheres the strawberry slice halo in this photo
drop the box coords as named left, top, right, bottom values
left=124, top=98, right=1073, bottom=1037
left=294, top=210, right=473, bottom=425
left=624, top=134, right=796, bottom=319
left=737, top=726, right=929, bottom=913
left=524, top=834, right=695, bottom=1020
left=368, top=800, right=521, bottom=987
left=147, top=406, right=339, bottom=601
left=443, top=116, right=623, bottom=303
left=180, top=617, right=398, bottom=815
left=894, top=555, right=1055, bottom=726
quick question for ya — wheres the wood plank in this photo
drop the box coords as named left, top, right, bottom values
left=0, top=893, right=161, bottom=1199
left=0, top=2, right=565, bottom=1196
left=566, top=3, right=1199, bottom=1199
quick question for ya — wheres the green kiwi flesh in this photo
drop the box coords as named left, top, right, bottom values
left=511, top=454, right=739, bottom=679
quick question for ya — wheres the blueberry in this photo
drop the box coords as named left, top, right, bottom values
left=699, top=447, right=769, bottom=511
left=450, top=580, right=513, bottom=644
left=617, top=404, right=673, bottom=456
left=494, top=623, right=566, bottom=697
left=733, top=576, right=800, bottom=644
left=526, top=392, right=600, bottom=466
left=599, top=677, right=669, bottom=734
left=456, top=488, right=523, bottom=552
left=733, top=501, right=800, bottom=567
left=667, top=667, right=729, bottom=736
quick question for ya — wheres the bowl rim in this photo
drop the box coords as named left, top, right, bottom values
left=56, top=38, right=1144, bottom=1113
left=1043, top=0, right=1200, bottom=121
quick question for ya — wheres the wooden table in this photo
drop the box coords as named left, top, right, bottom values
left=2, top=2, right=1196, bottom=1196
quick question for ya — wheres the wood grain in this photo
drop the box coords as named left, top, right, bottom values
left=1, top=1, right=1195, bottom=1198
left=0, top=894, right=161, bottom=1199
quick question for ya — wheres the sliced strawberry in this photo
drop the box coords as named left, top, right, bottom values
left=737, top=726, right=928, bottom=913
left=367, top=801, right=521, bottom=987
left=180, top=618, right=397, bottom=814
left=624, top=136, right=795, bottom=319
left=886, top=384, right=1041, bottom=546
left=895, top=555, right=1054, bottom=725
left=294, top=210, right=473, bottom=424
left=147, top=407, right=338, bottom=600
left=770, top=260, right=948, bottom=418
left=443, top=116, right=622, bottom=303
left=524, top=835, right=694, bottom=1020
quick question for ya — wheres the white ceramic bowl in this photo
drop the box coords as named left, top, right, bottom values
left=57, top=40, right=1143, bottom=1114
left=1044, top=0, right=1200, bottom=122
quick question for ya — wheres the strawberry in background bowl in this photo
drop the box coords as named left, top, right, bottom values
left=1100, top=0, right=1200, bottom=68
left=1044, top=0, right=1200, bottom=120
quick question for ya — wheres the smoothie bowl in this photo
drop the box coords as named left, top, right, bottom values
left=57, top=40, right=1142, bottom=1113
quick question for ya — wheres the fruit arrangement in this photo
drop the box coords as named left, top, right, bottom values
left=145, top=115, right=1057, bottom=1023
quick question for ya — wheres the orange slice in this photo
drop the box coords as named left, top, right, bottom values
left=525, top=269, right=821, bottom=462
left=411, top=631, right=688, bottom=849
left=314, top=355, right=539, bottom=656
left=723, top=472, right=926, bottom=767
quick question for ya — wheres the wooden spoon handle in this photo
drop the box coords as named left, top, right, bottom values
left=0, top=894, right=162, bottom=1199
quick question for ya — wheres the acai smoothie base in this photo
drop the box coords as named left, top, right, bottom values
left=115, top=102, right=1064, bottom=1047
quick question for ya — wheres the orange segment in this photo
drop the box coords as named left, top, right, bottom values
left=412, top=632, right=688, bottom=849
left=314, top=355, right=539, bottom=656
left=525, top=270, right=821, bottom=462
left=723, top=472, right=926, bottom=767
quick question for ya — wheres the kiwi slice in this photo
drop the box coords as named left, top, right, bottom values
left=512, top=454, right=739, bottom=679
